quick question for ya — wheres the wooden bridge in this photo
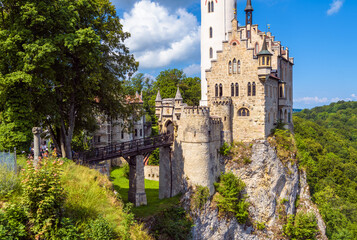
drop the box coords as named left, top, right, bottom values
left=78, top=133, right=174, bottom=163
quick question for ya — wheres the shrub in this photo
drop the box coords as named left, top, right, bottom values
left=219, top=142, right=232, bottom=156
left=151, top=206, right=193, bottom=240
left=51, top=218, right=83, bottom=240
left=283, top=212, right=318, bottom=240
left=268, top=129, right=297, bottom=164
left=84, top=217, right=116, bottom=240
left=214, top=172, right=249, bottom=224
left=21, top=158, right=65, bottom=238
left=0, top=204, right=28, bottom=239
left=0, top=163, right=18, bottom=197
left=192, top=185, right=210, bottom=210
left=255, top=221, right=266, bottom=230
left=123, top=163, right=130, bottom=179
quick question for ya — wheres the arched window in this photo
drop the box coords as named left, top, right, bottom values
left=211, top=1, right=214, bottom=12
left=209, top=27, right=213, bottom=38
left=209, top=47, right=213, bottom=58
left=238, top=60, right=241, bottom=74
left=215, top=84, right=218, bottom=97
left=228, top=61, right=232, bottom=74
left=208, top=2, right=211, bottom=12
left=238, top=108, right=250, bottom=117
left=255, top=43, right=259, bottom=55
left=279, top=86, right=283, bottom=98
left=231, top=83, right=234, bottom=97
left=252, top=82, right=256, bottom=96
left=219, top=83, right=223, bottom=97
left=235, top=83, right=239, bottom=96
left=267, top=56, right=270, bottom=65
left=233, top=59, right=237, bottom=74
left=262, top=56, right=265, bottom=65
left=248, top=82, right=251, bottom=96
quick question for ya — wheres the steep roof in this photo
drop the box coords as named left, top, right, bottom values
left=245, top=0, right=254, bottom=12
left=175, top=87, right=183, bottom=100
left=257, top=36, right=273, bottom=56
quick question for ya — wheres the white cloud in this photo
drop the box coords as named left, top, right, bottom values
left=351, top=94, right=357, bottom=100
left=113, top=0, right=198, bottom=11
left=294, top=97, right=329, bottom=104
left=122, top=0, right=200, bottom=69
left=327, top=0, right=344, bottom=15
left=183, top=64, right=201, bottom=76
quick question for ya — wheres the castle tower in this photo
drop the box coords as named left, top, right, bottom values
left=200, top=0, right=236, bottom=106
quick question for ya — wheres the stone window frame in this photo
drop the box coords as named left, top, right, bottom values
left=231, top=83, right=234, bottom=97
left=248, top=82, right=252, bottom=96
left=233, top=58, right=237, bottom=74
left=238, top=108, right=250, bottom=117
left=219, top=83, right=223, bottom=97
left=235, top=83, right=239, bottom=96
left=252, top=82, right=256, bottom=96
left=238, top=60, right=241, bottom=74
left=228, top=61, right=232, bottom=74
left=215, top=84, right=218, bottom=97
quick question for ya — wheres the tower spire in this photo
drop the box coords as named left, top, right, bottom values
left=234, top=1, right=237, bottom=19
left=245, top=0, right=254, bottom=25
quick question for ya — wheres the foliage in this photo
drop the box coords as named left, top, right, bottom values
left=122, top=163, right=130, bottom=179
left=148, top=148, right=160, bottom=166
left=283, top=212, right=318, bottom=240
left=0, top=163, right=18, bottom=197
left=0, top=204, right=28, bottom=239
left=150, top=206, right=193, bottom=240
left=50, top=218, right=83, bottom=240
left=192, top=185, right=210, bottom=210
left=268, top=129, right=297, bottom=165
left=213, top=172, right=249, bottom=224
left=21, top=158, right=65, bottom=238
left=84, top=217, right=116, bottom=240
left=255, top=221, right=266, bottom=231
left=219, top=142, right=232, bottom=156
left=0, top=0, right=138, bottom=158
left=229, top=142, right=253, bottom=165
left=294, top=101, right=357, bottom=239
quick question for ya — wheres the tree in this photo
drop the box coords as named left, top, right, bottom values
left=0, top=0, right=138, bottom=158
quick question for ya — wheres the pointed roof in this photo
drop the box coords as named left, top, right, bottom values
left=175, top=86, right=183, bottom=100
left=155, top=90, right=162, bottom=102
left=245, top=0, right=254, bottom=12
left=257, top=36, right=272, bottom=56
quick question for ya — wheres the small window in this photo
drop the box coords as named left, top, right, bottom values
left=280, top=86, right=283, bottom=98
left=215, top=84, right=218, bottom=97
left=219, top=83, right=223, bottom=97
left=235, top=83, right=239, bottom=96
left=209, top=27, right=213, bottom=38
left=238, top=60, right=241, bottom=74
left=248, top=82, right=252, bottom=96
left=211, top=1, right=214, bottom=12
left=231, top=83, right=234, bottom=97
left=135, top=129, right=138, bottom=137
left=229, top=61, right=232, bottom=74
left=208, top=2, right=211, bottom=12
left=140, top=129, right=143, bottom=137
left=209, top=47, right=213, bottom=58
left=267, top=56, right=270, bottom=65
left=262, top=56, right=265, bottom=65
left=252, top=82, right=256, bottom=96
left=98, top=136, right=101, bottom=143
left=121, top=131, right=124, bottom=139
left=238, top=108, right=250, bottom=117
left=233, top=59, right=237, bottom=74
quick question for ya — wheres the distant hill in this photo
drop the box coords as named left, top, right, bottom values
left=292, top=108, right=302, bottom=113
left=293, top=101, right=357, bottom=239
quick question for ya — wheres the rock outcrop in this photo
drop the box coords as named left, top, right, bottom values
left=186, top=141, right=326, bottom=240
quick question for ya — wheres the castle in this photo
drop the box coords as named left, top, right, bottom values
left=155, top=0, right=294, bottom=196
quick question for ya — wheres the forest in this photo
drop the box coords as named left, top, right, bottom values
left=294, top=101, right=357, bottom=239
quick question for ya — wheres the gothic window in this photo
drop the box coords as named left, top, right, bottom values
left=208, top=2, right=211, bottom=12
left=233, top=59, right=237, bottom=74
left=219, top=83, right=223, bottom=97
left=209, top=27, right=213, bottom=38
left=229, top=61, right=232, bottom=74
left=215, top=84, right=218, bottom=97
left=238, top=60, right=241, bottom=74
left=255, top=43, right=259, bottom=55
left=209, top=47, right=213, bottom=58
left=238, top=108, right=250, bottom=117
left=248, top=82, right=252, bottom=96
left=231, top=83, right=234, bottom=96
left=211, top=1, right=214, bottom=12
left=235, top=83, right=239, bottom=96
left=252, top=82, right=256, bottom=96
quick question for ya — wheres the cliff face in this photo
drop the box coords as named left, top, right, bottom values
left=186, top=141, right=327, bottom=240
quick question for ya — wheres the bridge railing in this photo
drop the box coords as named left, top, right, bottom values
left=80, top=133, right=174, bottom=162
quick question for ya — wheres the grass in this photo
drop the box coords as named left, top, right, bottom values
left=110, top=167, right=181, bottom=218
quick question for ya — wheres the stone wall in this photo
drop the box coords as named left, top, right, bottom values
left=144, top=165, right=159, bottom=181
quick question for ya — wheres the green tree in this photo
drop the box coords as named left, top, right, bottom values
left=0, top=0, right=138, bottom=158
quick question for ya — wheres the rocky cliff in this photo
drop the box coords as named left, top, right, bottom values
left=183, top=140, right=327, bottom=240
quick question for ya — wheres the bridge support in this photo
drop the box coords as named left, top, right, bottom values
left=159, top=146, right=172, bottom=199
left=128, top=155, right=147, bottom=207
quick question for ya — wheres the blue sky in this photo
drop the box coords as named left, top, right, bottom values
left=111, top=0, right=357, bottom=109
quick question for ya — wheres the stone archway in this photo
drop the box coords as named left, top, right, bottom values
left=163, top=120, right=174, bottom=134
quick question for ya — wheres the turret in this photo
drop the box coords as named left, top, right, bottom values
left=245, top=0, right=254, bottom=26
left=155, top=90, right=162, bottom=121
left=175, top=86, right=183, bottom=105
left=257, top=36, right=273, bottom=81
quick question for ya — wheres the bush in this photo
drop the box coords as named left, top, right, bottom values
left=0, top=204, right=28, bottom=239
left=255, top=221, right=266, bottom=230
left=84, top=217, right=116, bottom=240
left=214, top=172, right=249, bottom=224
left=51, top=218, right=83, bottom=240
left=148, top=148, right=160, bottom=166
left=268, top=129, right=297, bottom=164
left=192, top=185, right=210, bottom=210
left=21, top=158, right=65, bottom=238
left=219, top=142, right=232, bottom=156
left=283, top=212, right=318, bottom=240
left=0, top=163, right=18, bottom=197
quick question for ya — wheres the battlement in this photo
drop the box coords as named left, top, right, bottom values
left=183, top=106, right=210, bottom=115
left=211, top=97, right=232, bottom=106
left=210, top=117, right=222, bottom=125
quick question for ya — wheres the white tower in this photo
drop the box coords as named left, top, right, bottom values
left=200, top=0, right=236, bottom=106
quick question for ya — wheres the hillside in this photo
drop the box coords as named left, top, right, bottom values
left=294, top=101, right=357, bottom=239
